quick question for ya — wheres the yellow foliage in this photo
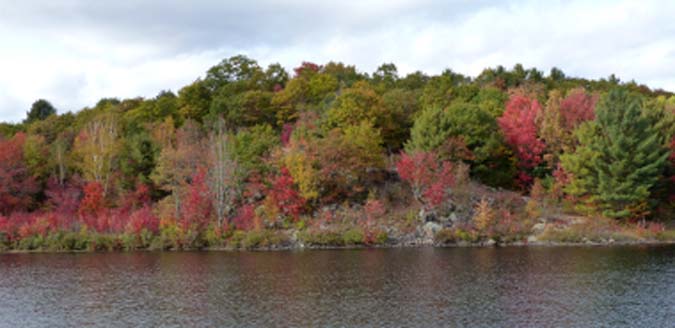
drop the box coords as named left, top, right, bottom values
left=473, top=198, right=496, bottom=232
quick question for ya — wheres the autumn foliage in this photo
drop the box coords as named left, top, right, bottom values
left=498, top=95, right=546, bottom=187
left=0, top=56, right=674, bottom=251
left=396, top=151, right=454, bottom=209
left=79, top=182, right=105, bottom=217
left=0, top=133, right=37, bottom=215
left=180, top=168, right=212, bottom=232
left=264, top=168, right=305, bottom=221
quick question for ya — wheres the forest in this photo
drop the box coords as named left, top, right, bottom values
left=0, top=55, right=674, bottom=251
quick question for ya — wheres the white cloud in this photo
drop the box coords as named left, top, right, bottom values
left=0, top=0, right=674, bottom=122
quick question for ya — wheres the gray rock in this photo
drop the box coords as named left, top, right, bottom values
left=527, top=235, right=538, bottom=243
left=485, top=239, right=496, bottom=246
left=422, top=221, right=442, bottom=240
left=449, top=212, right=458, bottom=223
left=531, top=223, right=546, bottom=234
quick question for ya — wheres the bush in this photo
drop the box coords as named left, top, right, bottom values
left=238, top=230, right=288, bottom=249
left=241, top=231, right=265, bottom=249
left=374, top=231, right=388, bottom=245
left=655, top=229, right=675, bottom=241
left=88, top=234, right=120, bottom=251
left=435, top=228, right=480, bottom=244
left=343, top=228, right=365, bottom=245
left=204, top=225, right=225, bottom=247
left=121, top=229, right=155, bottom=250
left=298, top=230, right=345, bottom=246
left=224, top=230, right=244, bottom=248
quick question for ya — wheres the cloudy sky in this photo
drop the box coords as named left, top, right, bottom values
left=1, top=0, right=674, bottom=122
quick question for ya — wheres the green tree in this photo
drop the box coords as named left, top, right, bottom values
left=407, top=102, right=515, bottom=187
left=561, top=89, right=670, bottom=219
left=118, top=131, right=159, bottom=190
left=178, top=80, right=212, bottom=122
left=231, top=124, right=280, bottom=176
left=204, top=55, right=263, bottom=91
left=25, top=99, right=57, bottom=124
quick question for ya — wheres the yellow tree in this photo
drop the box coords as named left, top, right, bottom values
left=73, top=113, right=120, bottom=195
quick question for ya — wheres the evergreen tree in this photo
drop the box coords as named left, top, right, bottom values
left=25, top=99, right=57, bottom=124
left=561, top=89, right=670, bottom=219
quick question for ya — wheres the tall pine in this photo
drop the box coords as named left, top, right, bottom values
left=561, top=89, right=670, bottom=219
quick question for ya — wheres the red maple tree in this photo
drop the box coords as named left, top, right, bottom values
left=180, top=168, right=212, bottom=231
left=498, top=95, right=546, bottom=187
left=266, top=167, right=306, bottom=221
left=396, top=151, right=454, bottom=210
left=0, top=133, right=38, bottom=214
left=560, top=88, right=598, bottom=129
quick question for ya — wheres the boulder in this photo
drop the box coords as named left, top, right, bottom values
left=531, top=223, right=546, bottom=234
left=422, top=221, right=442, bottom=241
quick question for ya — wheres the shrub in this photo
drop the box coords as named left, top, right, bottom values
left=204, top=224, right=225, bottom=247
left=343, top=228, right=365, bottom=245
left=472, top=197, right=496, bottom=233
left=298, top=230, right=345, bottom=246
left=396, top=150, right=454, bottom=211
left=434, top=228, right=479, bottom=244
left=374, top=231, right=388, bottom=245
left=240, top=230, right=288, bottom=249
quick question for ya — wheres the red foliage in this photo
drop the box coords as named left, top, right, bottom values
left=0, top=212, right=63, bottom=240
left=560, top=89, right=598, bottom=129
left=364, top=198, right=385, bottom=224
left=119, top=183, right=151, bottom=213
left=78, top=182, right=105, bottom=217
left=242, top=173, right=266, bottom=201
left=45, top=177, right=82, bottom=217
left=180, top=168, right=212, bottom=231
left=0, top=133, right=38, bottom=215
left=125, top=206, right=159, bottom=235
left=232, top=204, right=256, bottom=231
left=293, top=61, right=320, bottom=77
left=396, top=151, right=454, bottom=209
left=498, top=95, right=546, bottom=187
left=266, top=168, right=306, bottom=221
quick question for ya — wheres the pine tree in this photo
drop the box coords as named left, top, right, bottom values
left=561, top=89, right=670, bottom=219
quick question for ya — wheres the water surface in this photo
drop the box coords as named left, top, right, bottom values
left=0, top=246, right=673, bottom=327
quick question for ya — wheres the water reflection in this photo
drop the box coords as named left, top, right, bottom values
left=0, top=246, right=673, bottom=327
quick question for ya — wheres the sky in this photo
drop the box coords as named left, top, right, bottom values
left=1, top=0, right=675, bottom=122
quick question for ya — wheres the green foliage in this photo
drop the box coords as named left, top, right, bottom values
left=25, top=99, right=57, bottom=124
left=406, top=102, right=515, bottom=186
left=325, top=81, right=388, bottom=129
left=561, top=89, right=670, bottom=219
left=3, top=55, right=675, bottom=255
left=342, top=228, right=365, bottom=245
left=231, top=124, right=280, bottom=175
left=119, top=131, right=159, bottom=189
left=0, top=123, right=23, bottom=139
left=123, top=91, right=179, bottom=130
left=298, top=230, right=345, bottom=246
left=209, top=89, right=275, bottom=128
left=178, top=80, right=212, bottom=122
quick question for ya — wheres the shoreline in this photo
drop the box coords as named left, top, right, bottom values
left=3, top=239, right=673, bottom=254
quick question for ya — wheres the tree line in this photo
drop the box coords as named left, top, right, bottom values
left=0, top=55, right=673, bottom=249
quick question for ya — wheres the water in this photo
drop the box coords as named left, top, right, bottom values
left=0, top=246, right=673, bottom=327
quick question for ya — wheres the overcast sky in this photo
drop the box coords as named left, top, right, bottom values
left=1, top=0, right=674, bottom=122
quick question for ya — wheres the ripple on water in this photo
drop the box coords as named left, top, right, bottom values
left=0, top=246, right=673, bottom=327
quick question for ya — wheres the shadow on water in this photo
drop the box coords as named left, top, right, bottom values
left=0, top=246, right=673, bottom=327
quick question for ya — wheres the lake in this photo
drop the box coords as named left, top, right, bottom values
left=0, top=246, right=673, bottom=327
